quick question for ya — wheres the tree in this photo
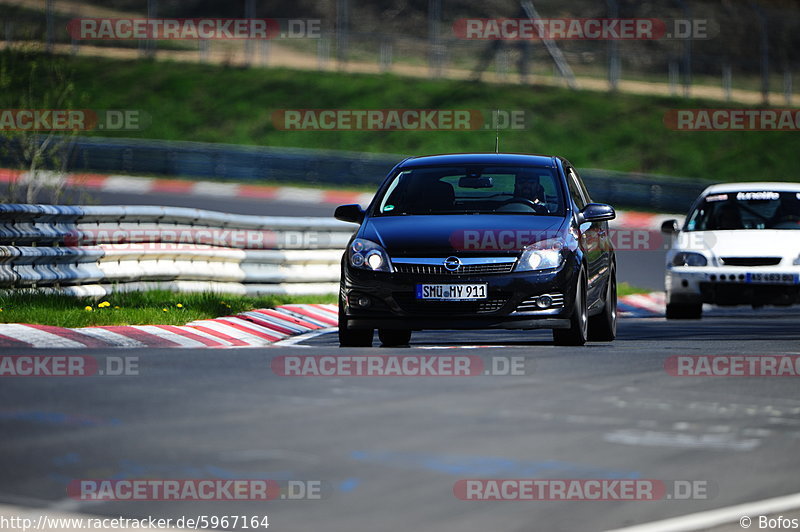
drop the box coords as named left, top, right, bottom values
left=0, top=45, right=83, bottom=204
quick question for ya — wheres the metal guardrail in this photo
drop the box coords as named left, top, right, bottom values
left=56, top=136, right=400, bottom=187
left=0, top=204, right=355, bottom=296
left=1, top=136, right=709, bottom=212
left=579, top=169, right=704, bottom=215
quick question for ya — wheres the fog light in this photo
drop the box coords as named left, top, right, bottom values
left=351, top=253, right=365, bottom=267
left=536, top=295, right=553, bottom=308
left=351, top=295, right=371, bottom=308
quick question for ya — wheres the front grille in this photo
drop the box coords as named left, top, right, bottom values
left=393, top=262, right=515, bottom=276
left=392, top=293, right=509, bottom=314
left=721, top=257, right=782, bottom=267
left=515, top=293, right=565, bottom=312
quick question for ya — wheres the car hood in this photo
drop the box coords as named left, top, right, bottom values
left=360, top=215, right=566, bottom=256
left=677, top=230, right=800, bottom=260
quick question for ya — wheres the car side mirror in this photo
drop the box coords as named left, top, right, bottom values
left=660, top=219, right=680, bottom=234
left=334, top=204, right=365, bottom=224
left=579, top=203, right=616, bottom=223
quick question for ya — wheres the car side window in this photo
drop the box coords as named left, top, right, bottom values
left=570, top=167, right=592, bottom=204
left=565, top=167, right=587, bottom=211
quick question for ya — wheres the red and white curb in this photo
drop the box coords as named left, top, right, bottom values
left=0, top=304, right=337, bottom=349
left=0, top=169, right=374, bottom=207
left=0, top=295, right=666, bottom=349
left=618, top=292, right=665, bottom=317
left=0, top=168, right=679, bottom=228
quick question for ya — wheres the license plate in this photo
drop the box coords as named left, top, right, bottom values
left=745, top=273, right=800, bottom=284
left=416, top=283, right=488, bottom=301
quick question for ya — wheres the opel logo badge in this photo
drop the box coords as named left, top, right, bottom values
left=443, top=256, right=461, bottom=271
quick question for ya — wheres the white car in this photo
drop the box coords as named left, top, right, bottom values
left=661, top=182, right=800, bottom=319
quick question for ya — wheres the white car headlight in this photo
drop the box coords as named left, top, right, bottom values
left=349, top=238, right=392, bottom=272
left=516, top=238, right=565, bottom=272
left=671, top=252, right=708, bottom=267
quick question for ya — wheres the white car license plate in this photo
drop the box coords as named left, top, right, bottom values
left=416, top=283, right=488, bottom=301
left=745, top=273, right=800, bottom=284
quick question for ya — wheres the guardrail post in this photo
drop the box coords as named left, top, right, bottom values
left=784, top=70, right=792, bottom=105
left=606, top=0, right=620, bottom=91
left=722, top=64, right=732, bottom=101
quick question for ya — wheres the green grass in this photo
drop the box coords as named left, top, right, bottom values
left=617, top=282, right=654, bottom=297
left=4, top=51, right=798, bottom=182
left=0, top=290, right=336, bottom=328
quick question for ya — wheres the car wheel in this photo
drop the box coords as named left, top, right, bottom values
left=553, top=270, right=588, bottom=346
left=588, top=267, right=617, bottom=342
left=665, top=302, right=702, bottom=320
left=338, top=298, right=373, bottom=347
left=379, top=329, right=412, bottom=347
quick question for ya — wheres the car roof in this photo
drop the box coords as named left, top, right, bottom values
left=397, top=153, right=558, bottom=169
left=701, top=182, right=800, bottom=195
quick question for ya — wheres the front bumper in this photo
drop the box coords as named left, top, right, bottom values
left=666, top=266, right=800, bottom=306
left=341, top=261, right=578, bottom=330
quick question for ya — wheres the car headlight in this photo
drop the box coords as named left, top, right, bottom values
left=349, top=238, right=392, bottom=272
left=671, top=252, right=708, bottom=267
left=516, top=238, right=565, bottom=272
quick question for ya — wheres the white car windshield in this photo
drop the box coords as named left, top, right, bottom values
left=685, top=190, right=800, bottom=231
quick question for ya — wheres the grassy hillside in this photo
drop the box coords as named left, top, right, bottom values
left=4, top=51, right=797, bottom=181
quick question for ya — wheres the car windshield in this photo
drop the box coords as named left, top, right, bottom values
left=685, top=190, right=800, bottom=230
left=373, top=165, right=565, bottom=216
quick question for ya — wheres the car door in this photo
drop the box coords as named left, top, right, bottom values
left=565, top=164, right=607, bottom=306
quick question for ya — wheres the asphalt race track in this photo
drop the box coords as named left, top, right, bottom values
left=1, top=185, right=799, bottom=531
left=2, top=311, right=800, bottom=531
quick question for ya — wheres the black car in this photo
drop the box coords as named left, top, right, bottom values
left=334, top=153, right=617, bottom=347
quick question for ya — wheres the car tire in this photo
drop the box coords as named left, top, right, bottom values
left=338, top=299, right=374, bottom=347
left=588, top=267, right=617, bottom=342
left=379, top=329, right=412, bottom=347
left=553, top=270, right=588, bottom=346
left=665, top=302, right=702, bottom=320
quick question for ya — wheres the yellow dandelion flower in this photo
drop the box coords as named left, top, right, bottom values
left=114, top=306, right=120, bottom=309
left=84, top=306, right=93, bottom=311
left=162, top=308, right=168, bottom=312
left=176, top=303, right=183, bottom=308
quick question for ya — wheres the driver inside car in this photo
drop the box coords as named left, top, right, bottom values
left=514, top=173, right=546, bottom=207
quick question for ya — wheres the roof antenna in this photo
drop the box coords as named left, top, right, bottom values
left=494, top=109, right=500, bottom=154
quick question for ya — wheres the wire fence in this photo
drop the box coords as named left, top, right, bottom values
left=11, top=0, right=799, bottom=104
